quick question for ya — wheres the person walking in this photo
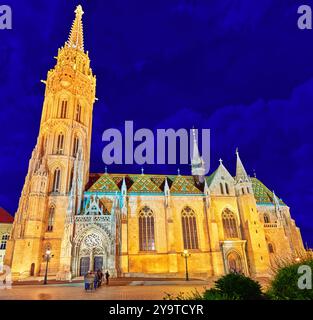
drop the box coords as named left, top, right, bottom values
left=105, top=270, right=110, bottom=285
left=97, top=269, right=103, bottom=287
left=93, top=271, right=98, bottom=290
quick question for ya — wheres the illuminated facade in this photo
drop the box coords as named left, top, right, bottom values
left=5, top=5, right=304, bottom=280
left=0, top=208, right=13, bottom=272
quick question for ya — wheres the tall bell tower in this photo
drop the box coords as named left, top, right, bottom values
left=5, top=5, right=96, bottom=279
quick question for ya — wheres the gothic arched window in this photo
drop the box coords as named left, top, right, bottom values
left=220, top=183, right=224, bottom=195
left=222, top=209, right=239, bottom=239
left=52, top=168, right=61, bottom=193
left=73, top=136, right=80, bottom=156
left=75, top=103, right=82, bottom=122
left=56, top=133, right=64, bottom=154
left=181, top=206, right=199, bottom=250
left=139, top=206, right=155, bottom=251
left=0, top=234, right=9, bottom=250
left=268, top=243, right=274, bottom=253
left=264, top=213, right=270, bottom=224
left=69, top=167, right=74, bottom=192
left=47, top=207, right=55, bottom=232
left=225, top=183, right=229, bottom=195
left=60, top=100, right=68, bottom=118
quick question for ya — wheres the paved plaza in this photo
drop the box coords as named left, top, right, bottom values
left=0, top=279, right=211, bottom=300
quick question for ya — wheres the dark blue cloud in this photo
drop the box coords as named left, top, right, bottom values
left=1, top=0, right=313, bottom=245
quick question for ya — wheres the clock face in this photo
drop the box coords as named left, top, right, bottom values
left=84, top=233, right=101, bottom=248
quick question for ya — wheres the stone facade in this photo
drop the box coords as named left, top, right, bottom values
left=4, top=5, right=304, bottom=280
left=0, top=208, right=13, bottom=272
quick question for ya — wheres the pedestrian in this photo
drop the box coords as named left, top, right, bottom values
left=87, top=271, right=94, bottom=291
left=97, top=269, right=103, bottom=287
left=93, top=271, right=98, bottom=290
left=84, top=271, right=91, bottom=291
left=105, top=270, right=110, bottom=285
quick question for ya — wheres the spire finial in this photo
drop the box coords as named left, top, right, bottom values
left=75, top=4, right=84, bottom=16
left=177, top=168, right=180, bottom=175
left=141, top=167, right=144, bottom=175
left=67, top=5, right=85, bottom=51
left=105, top=166, right=108, bottom=174
left=219, top=158, right=223, bottom=165
left=192, top=126, right=197, bottom=143
left=235, top=148, right=249, bottom=182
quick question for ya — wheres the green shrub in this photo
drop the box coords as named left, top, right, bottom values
left=202, top=288, right=238, bottom=300
left=267, top=259, right=313, bottom=300
left=209, top=273, right=263, bottom=300
left=163, top=289, right=205, bottom=300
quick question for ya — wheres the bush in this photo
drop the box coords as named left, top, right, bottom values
left=202, top=288, right=239, bottom=300
left=267, top=259, right=313, bottom=300
left=207, top=273, right=263, bottom=300
left=163, top=273, right=263, bottom=300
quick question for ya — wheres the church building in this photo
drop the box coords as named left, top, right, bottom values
left=4, top=5, right=304, bottom=280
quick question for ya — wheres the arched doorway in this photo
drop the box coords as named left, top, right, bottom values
left=72, top=227, right=116, bottom=277
left=30, top=263, right=35, bottom=276
left=227, top=251, right=243, bottom=274
left=94, top=256, right=103, bottom=271
left=80, top=257, right=90, bottom=276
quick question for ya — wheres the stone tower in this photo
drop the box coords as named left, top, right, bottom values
left=4, top=5, right=96, bottom=279
left=234, top=149, right=270, bottom=276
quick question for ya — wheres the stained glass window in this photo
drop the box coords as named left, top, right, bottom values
left=222, top=209, right=239, bottom=238
left=181, top=206, right=199, bottom=249
left=139, top=206, right=155, bottom=251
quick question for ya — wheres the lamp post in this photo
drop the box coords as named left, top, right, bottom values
left=43, top=249, right=54, bottom=285
left=181, top=249, right=191, bottom=281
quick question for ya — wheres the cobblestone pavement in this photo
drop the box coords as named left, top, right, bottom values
left=0, top=281, right=212, bottom=300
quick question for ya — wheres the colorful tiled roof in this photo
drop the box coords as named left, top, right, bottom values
left=88, top=173, right=202, bottom=194
left=168, top=175, right=202, bottom=194
left=87, top=173, right=285, bottom=205
left=0, top=207, right=14, bottom=223
left=251, top=178, right=285, bottom=205
left=128, top=175, right=162, bottom=193
left=88, top=174, right=120, bottom=192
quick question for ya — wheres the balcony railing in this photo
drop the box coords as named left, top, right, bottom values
left=264, top=222, right=278, bottom=228
left=75, top=215, right=111, bottom=224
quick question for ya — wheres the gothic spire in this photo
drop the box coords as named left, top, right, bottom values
left=66, top=5, right=84, bottom=51
left=235, top=148, right=249, bottom=182
left=191, top=128, right=205, bottom=178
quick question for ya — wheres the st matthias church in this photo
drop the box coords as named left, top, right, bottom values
left=4, top=6, right=304, bottom=280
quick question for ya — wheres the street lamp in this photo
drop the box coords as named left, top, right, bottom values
left=181, top=249, right=191, bottom=281
left=43, top=249, right=54, bottom=285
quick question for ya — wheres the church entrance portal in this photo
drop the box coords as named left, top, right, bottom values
left=227, top=251, right=243, bottom=273
left=94, top=256, right=103, bottom=271
left=80, top=257, right=90, bottom=276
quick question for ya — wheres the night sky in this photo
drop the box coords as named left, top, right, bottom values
left=1, top=0, right=313, bottom=246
